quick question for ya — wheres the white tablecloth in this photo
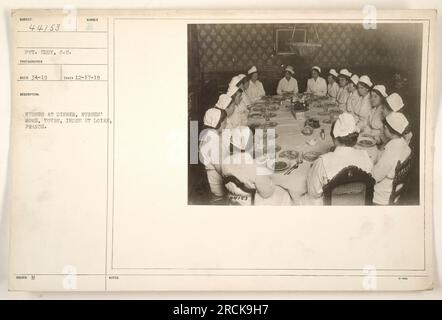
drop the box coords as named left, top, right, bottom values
left=247, top=97, right=379, bottom=203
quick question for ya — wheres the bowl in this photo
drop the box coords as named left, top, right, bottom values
left=301, top=126, right=314, bottom=136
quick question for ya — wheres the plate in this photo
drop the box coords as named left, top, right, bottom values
left=251, top=106, right=263, bottom=112
left=249, top=113, right=262, bottom=119
left=267, top=104, right=280, bottom=111
left=267, top=160, right=289, bottom=172
left=322, top=119, right=332, bottom=124
left=303, top=151, right=321, bottom=162
left=301, top=126, right=314, bottom=136
left=266, top=112, right=277, bottom=118
left=263, top=132, right=279, bottom=139
left=279, top=150, right=299, bottom=160
left=329, top=109, right=343, bottom=114
left=358, top=138, right=375, bottom=148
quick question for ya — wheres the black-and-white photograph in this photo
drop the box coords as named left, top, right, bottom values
left=188, top=22, right=423, bottom=206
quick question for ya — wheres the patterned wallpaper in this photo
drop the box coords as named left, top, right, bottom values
left=194, top=23, right=422, bottom=77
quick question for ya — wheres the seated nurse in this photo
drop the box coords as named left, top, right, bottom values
left=353, top=75, right=373, bottom=131
left=306, top=113, right=373, bottom=204
left=221, top=126, right=291, bottom=206
left=346, top=74, right=361, bottom=115
left=306, top=65, right=327, bottom=96
left=336, top=69, right=352, bottom=111
left=276, top=65, right=299, bottom=95
left=372, top=112, right=412, bottom=205
left=326, top=68, right=339, bottom=99
left=245, top=65, right=266, bottom=103
left=199, top=107, right=229, bottom=203
left=364, top=84, right=388, bottom=144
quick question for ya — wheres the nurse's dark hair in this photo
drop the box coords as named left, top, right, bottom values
left=330, top=121, right=359, bottom=147
left=371, top=88, right=387, bottom=104
left=358, top=82, right=372, bottom=90
left=338, top=75, right=349, bottom=83
left=231, top=88, right=243, bottom=99
left=215, top=109, right=227, bottom=129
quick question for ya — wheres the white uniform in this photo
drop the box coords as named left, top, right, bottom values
left=365, top=105, right=386, bottom=142
left=336, top=86, right=350, bottom=111
left=306, top=77, right=327, bottom=96
left=226, top=100, right=249, bottom=129
left=222, top=152, right=291, bottom=205
left=277, top=77, right=299, bottom=95
left=199, top=129, right=229, bottom=198
left=373, top=137, right=411, bottom=205
left=241, top=90, right=252, bottom=107
left=307, top=146, right=373, bottom=199
left=353, top=93, right=372, bottom=130
left=327, top=82, right=339, bottom=99
left=246, top=80, right=265, bottom=103
left=346, top=90, right=361, bottom=114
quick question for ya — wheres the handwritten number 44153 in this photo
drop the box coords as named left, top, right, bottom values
left=28, top=24, right=61, bottom=32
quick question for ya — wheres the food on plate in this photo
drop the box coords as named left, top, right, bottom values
left=249, top=113, right=262, bottom=119
left=358, top=138, right=375, bottom=147
left=267, top=104, right=279, bottom=111
left=279, top=150, right=299, bottom=160
left=301, top=126, right=314, bottom=136
left=267, top=160, right=288, bottom=172
left=303, top=151, right=321, bottom=162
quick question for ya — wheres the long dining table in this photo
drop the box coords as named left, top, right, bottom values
left=247, top=94, right=380, bottom=204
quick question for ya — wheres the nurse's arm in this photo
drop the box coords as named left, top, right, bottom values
left=255, top=175, right=275, bottom=199
left=372, top=147, right=396, bottom=182
left=307, top=158, right=327, bottom=198
left=276, top=80, right=283, bottom=95
left=293, top=80, right=299, bottom=94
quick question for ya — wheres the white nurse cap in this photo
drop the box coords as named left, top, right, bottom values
left=339, top=69, right=352, bottom=78
left=333, top=112, right=357, bottom=138
left=285, top=65, right=295, bottom=74
left=203, top=108, right=223, bottom=129
left=247, top=66, right=258, bottom=74
left=358, top=75, right=373, bottom=88
left=328, top=69, right=338, bottom=77
left=386, top=112, right=409, bottom=134
left=311, top=65, right=321, bottom=73
left=215, top=94, right=232, bottom=110
left=372, top=85, right=388, bottom=98
left=386, top=93, right=404, bottom=112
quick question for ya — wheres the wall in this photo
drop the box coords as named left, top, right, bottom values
left=194, top=23, right=423, bottom=88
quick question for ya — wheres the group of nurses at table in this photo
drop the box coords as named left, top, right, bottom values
left=198, top=64, right=413, bottom=205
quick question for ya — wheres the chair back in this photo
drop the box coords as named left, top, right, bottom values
left=323, top=166, right=375, bottom=205
left=389, top=152, right=413, bottom=205
left=224, top=175, right=256, bottom=205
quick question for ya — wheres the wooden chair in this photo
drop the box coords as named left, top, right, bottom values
left=323, top=166, right=375, bottom=206
left=389, top=152, right=413, bottom=205
left=224, top=175, right=256, bottom=205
